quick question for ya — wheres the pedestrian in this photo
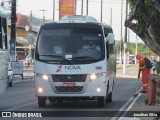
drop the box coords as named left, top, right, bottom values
left=25, top=56, right=30, bottom=69
left=136, top=54, right=150, bottom=93
left=29, top=56, right=32, bottom=64
left=153, top=59, right=158, bottom=74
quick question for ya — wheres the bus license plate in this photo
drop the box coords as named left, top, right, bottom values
left=62, top=82, right=76, bottom=87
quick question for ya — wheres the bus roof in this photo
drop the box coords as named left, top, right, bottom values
left=40, top=22, right=102, bottom=29
left=58, top=15, right=97, bottom=23
left=40, top=15, right=112, bottom=30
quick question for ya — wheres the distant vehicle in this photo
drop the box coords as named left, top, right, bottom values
left=8, top=63, right=13, bottom=87
left=129, top=59, right=135, bottom=64
left=34, top=15, right=116, bottom=107
left=116, top=59, right=123, bottom=64
left=129, top=54, right=135, bottom=64
left=116, top=59, right=120, bottom=64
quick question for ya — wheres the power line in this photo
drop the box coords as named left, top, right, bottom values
left=76, top=0, right=127, bottom=4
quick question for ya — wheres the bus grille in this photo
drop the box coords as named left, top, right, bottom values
left=55, top=86, right=83, bottom=92
left=52, top=74, right=87, bottom=82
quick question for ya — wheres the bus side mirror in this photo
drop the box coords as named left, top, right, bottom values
left=105, top=33, right=114, bottom=44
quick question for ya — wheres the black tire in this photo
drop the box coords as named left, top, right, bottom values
left=38, top=97, right=46, bottom=107
left=106, top=92, right=112, bottom=103
left=98, top=97, right=106, bottom=107
left=144, top=99, right=148, bottom=105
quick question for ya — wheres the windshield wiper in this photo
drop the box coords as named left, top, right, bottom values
left=40, top=55, right=70, bottom=62
left=71, top=56, right=97, bottom=61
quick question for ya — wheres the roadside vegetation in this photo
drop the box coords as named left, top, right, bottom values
left=115, top=40, right=156, bottom=56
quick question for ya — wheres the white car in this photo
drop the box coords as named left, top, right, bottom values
left=8, top=63, right=13, bottom=87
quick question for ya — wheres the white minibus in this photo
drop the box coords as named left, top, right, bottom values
left=34, top=15, right=116, bottom=107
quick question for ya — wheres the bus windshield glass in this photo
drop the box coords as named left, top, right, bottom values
left=36, top=25, right=105, bottom=63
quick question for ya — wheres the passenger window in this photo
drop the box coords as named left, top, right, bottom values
left=109, top=44, right=114, bottom=54
left=106, top=42, right=109, bottom=60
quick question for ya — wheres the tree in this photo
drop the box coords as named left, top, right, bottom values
left=125, top=0, right=160, bottom=55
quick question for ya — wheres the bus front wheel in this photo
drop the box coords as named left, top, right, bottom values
left=97, top=97, right=106, bottom=107
left=38, top=97, right=46, bottom=107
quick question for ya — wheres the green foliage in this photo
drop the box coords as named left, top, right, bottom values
left=115, top=40, right=156, bottom=56
left=128, top=0, right=155, bottom=30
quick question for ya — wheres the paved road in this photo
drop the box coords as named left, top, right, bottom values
left=1, top=64, right=159, bottom=120
left=0, top=70, right=142, bottom=120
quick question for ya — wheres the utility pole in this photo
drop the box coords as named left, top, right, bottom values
left=75, top=0, right=77, bottom=15
left=10, top=0, right=16, bottom=61
left=29, top=11, right=33, bottom=57
left=53, top=0, right=55, bottom=21
left=81, top=0, right=83, bottom=15
left=30, top=11, right=32, bottom=31
left=40, top=9, right=47, bottom=22
left=100, top=0, right=103, bottom=22
left=86, top=0, right=88, bottom=15
left=120, top=0, right=123, bottom=65
left=135, top=35, right=138, bottom=64
left=123, top=0, right=128, bottom=74
left=110, top=8, right=112, bottom=26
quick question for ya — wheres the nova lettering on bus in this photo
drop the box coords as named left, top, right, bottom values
left=65, top=66, right=81, bottom=70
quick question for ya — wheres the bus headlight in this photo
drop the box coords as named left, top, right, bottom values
left=97, top=88, right=101, bottom=92
left=90, top=73, right=106, bottom=80
left=35, top=73, right=49, bottom=80
left=38, top=87, right=43, bottom=93
left=42, top=75, right=48, bottom=80
left=90, top=74, right=97, bottom=80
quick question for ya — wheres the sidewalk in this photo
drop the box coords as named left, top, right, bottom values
left=116, top=64, right=138, bottom=78
left=116, top=64, right=160, bottom=120
left=129, top=93, right=160, bottom=119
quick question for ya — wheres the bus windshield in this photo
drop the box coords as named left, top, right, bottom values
left=36, top=25, right=105, bottom=64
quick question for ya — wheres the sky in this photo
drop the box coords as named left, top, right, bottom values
left=2, top=0, right=142, bottom=43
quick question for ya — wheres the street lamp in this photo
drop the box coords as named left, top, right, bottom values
left=53, top=0, right=55, bottom=21
left=40, top=9, right=47, bottom=22
left=120, top=0, right=123, bottom=65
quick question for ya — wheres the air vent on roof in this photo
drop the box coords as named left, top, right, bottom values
left=59, top=15, right=97, bottom=23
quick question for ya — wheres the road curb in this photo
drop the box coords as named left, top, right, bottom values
left=116, top=74, right=137, bottom=78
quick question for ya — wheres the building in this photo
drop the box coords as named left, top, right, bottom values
left=8, top=13, right=39, bottom=60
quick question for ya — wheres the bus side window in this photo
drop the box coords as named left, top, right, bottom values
left=106, top=41, right=109, bottom=60
left=109, top=44, right=114, bottom=54
left=2, top=18, right=7, bottom=49
left=0, top=17, right=7, bottom=50
left=0, top=17, right=2, bottom=49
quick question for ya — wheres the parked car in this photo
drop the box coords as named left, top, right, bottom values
left=129, top=59, right=135, bottom=64
left=8, top=63, right=13, bottom=87
left=116, top=59, right=123, bottom=64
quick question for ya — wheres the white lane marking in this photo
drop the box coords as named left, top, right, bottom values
left=111, top=88, right=142, bottom=120
left=126, top=93, right=142, bottom=111
left=110, top=97, right=134, bottom=120
left=5, top=100, right=37, bottom=111
left=118, top=93, right=142, bottom=120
